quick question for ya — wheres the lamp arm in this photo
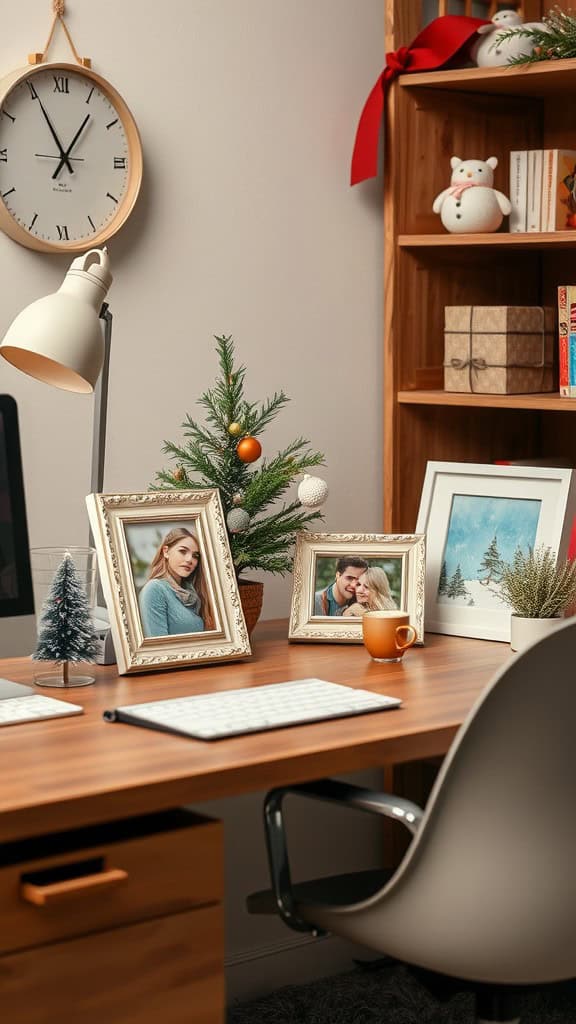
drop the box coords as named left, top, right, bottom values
left=90, top=303, right=112, bottom=497
left=263, top=778, right=424, bottom=934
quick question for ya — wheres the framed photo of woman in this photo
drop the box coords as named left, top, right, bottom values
left=86, top=490, right=251, bottom=674
left=288, top=532, right=425, bottom=643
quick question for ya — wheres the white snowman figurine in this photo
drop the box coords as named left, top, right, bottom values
left=471, top=10, right=546, bottom=67
left=433, top=156, right=511, bottom=234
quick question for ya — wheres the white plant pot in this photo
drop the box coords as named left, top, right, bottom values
left=510, top=614, right=564, bottom=654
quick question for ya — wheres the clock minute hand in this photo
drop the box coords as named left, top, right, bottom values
left=52, top=114, right=90, bottom=180
left=35, top=96, right=74, bottom=175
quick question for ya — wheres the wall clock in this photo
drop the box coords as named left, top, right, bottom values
left=0, top=62, right=143, bottom=253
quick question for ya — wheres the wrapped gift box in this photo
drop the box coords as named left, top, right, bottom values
left=444, top=306, right=555, bottom=394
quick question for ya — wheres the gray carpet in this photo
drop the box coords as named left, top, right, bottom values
left=228, top=963, right=576, bottom=1023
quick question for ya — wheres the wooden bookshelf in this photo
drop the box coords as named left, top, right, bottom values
left=383, top=0, right=576, bottom=533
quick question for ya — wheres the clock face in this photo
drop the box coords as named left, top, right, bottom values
left=0, top=64, right=141, bottom=251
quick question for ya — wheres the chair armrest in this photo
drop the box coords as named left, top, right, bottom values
left=263, top=778, right=424, bottom=934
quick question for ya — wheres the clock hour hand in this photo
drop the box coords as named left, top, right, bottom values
left=35, top=96, right=74, bottom=175
left=52, top=114, right=90, bottom=180
left=35, top=153, right=84, bottom=162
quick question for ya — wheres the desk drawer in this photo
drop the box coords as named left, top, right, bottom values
left=0, top=809, right=222, bottom=955
left=0, top=904, right=224, bottom=1024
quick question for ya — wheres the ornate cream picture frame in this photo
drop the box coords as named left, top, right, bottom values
left=86, top=490, right=251, bottom=674
left=288, top=532, right=425, bottom=644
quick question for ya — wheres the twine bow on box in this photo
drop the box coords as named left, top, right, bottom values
left=444, top=307, right=552, bottom=392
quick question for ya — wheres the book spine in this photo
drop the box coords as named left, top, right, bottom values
left=541, top=149, right=556, bottom=231
left=569, top=285, right=576, bottom=396
left=527, top=149, right=543, bottom=232
left=509, top=150, right=527, bottom=232
left=559, top=285, right=569, bottom=396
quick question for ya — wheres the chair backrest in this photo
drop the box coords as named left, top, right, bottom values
left=342, top=619, right=576, bottom=984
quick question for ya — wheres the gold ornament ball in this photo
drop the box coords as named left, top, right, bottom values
left=232, top=492, right=244, bottom=506
left=173, top=467, right=185, bottom=482
left=228, top=422, right=242, bottom=436
left=237, top=436, right=262, bottom=463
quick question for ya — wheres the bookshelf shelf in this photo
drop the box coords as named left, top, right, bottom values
left=399, top=58, right=576, bottom=100
left=397, top=391, right=576, bottom=412
left=399, top=232, right=576, bottom=250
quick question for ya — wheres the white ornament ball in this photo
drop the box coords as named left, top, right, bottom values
left=298, top=473, right=329, bottom=509
left=227, top=508, right=250, bottom=533
left=471, top=12, right=546, bottom=68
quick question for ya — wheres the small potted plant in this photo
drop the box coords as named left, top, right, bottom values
left=496, top=545, right=576, bottom=653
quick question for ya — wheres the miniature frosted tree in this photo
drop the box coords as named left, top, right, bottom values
left=33, top=553, right=99, bottom=687
left=479, top=534, right=503, bottom=586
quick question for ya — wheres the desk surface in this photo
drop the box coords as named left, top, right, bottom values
left=0, top=621, right=510, bottom=842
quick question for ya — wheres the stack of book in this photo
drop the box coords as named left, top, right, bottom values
left=510, top=149, right=576, bottom=233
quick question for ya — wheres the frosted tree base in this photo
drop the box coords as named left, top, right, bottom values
left=34, top=670, right=95, bottom=688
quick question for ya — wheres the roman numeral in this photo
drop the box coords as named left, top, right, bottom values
left=26, top=81, right=38, bottom=100
left=113, top=157, right=126, bottom=169
left=86, top=87, right=94, bottom=105
left=106, top=192, right=118, bottom=204
left=2, top=187, right=15, bottom=198
left=57, top=225, right=69, bottom=240
left=29, top=213, right=38, bottom=230
left=88, top=215, right=96, bottom=231
left=0, top=149, right=7, bottom=162
left=105, top=118, right=118, bottom=130
left=53, top=76, right=69, bottom=94
left=1, top=111, right=15, bottom=123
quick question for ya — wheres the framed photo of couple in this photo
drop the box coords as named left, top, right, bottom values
left=288, top=532, right=425, bottom=643
left=86, top=490, right=251, bottom=674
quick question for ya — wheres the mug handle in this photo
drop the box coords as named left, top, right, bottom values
left=395, top=624, right=417, bottom=651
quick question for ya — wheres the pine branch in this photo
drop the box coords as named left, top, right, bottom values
left=495, top=8, right=576, bottom=64
left=153, top=335, right=326, bottom=577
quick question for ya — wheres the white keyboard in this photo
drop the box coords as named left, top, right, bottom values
left=105, top=678, right=402, bottom=740
left=0, top=695, right=84, bottom=726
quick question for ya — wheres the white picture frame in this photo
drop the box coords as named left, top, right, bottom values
left=288, top=532, right=425, bottom=643
left=86, top=490, right=251, bottom=674
left=416, top=462, right=576, bottom=642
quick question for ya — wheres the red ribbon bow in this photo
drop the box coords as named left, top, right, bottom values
left=350, top=15, right=489, bottom=186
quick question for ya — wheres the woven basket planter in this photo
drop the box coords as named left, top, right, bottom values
left=238, top=579, right=264, bottom=638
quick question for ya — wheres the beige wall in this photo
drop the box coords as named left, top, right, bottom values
left=0, top=0, right=383, bottom=621
left=0, top=0, right=384, bottom=995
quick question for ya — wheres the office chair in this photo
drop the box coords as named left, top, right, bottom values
left=248, top=619, right=576, bottom=1024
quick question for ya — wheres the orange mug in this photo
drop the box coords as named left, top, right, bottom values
left=362, top=611, right=417, bottom=663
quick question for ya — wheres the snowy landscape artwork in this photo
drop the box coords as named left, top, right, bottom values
left=438, top=494, right=541, bottom=610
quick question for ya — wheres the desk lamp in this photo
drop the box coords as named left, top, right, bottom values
left=0, top=247, right=113, bottom=494
left=0, top=248, right=115, bottom=665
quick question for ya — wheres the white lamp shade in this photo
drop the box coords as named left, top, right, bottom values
left=0, top=249, right=112, bottom=394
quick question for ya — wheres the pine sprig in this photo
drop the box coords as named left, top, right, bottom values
left=494, top=7, right=576, bottom=64
left=495, top=545, right=576, bottom=618
left=153, top=335, right=326, bottom=577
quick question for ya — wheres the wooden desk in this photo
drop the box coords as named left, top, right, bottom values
left=0, top=621, right=509, bottom=842
left=0, top=621, right=509, bottom=1023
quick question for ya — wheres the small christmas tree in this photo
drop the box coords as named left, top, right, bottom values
left=438, top=560, right=448, bottom=596
left=154, top=336, right=326, bottom=577
left=33, top=553, right=99, bottom=687
left=479, top=534, right=504, bottom=586
left=447, top=564, right=468, bottom=600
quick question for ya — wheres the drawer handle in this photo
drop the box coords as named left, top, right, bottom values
left=20, top=868, right=128, bottom=906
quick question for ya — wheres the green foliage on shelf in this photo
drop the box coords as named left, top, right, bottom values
left=497, top=7, right=576, bottom=64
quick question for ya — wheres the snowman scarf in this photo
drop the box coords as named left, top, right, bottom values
left=350, top=15, right=490, bottom=186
